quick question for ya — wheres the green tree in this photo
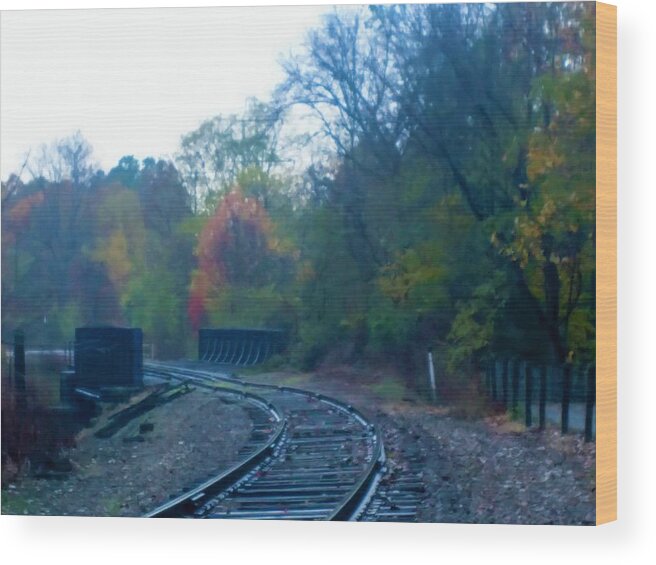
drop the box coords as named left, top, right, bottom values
left=177, top=100, right=283, bottom=213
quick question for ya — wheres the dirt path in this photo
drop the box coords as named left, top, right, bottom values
left=2, top=386, right=253, bottom=517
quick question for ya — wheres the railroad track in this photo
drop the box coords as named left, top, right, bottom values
left=142, top=362, right=390, bottom=521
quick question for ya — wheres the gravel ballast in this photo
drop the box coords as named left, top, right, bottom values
left=2, top=387, right=253, bottom=517
left=244, top=365, right=595, bottom=525
left=2, top=363, right=595, bottom=524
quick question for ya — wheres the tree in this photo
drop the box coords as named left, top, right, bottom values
left=27, top=130, right=96, bottom=186
left=177, top=99, right=283, bottom=213
left=188, top=188, right=296, bottom=332
left=106, top=155, right=141, bottom=189
left=278, top=8, right=404, bottom=178
left=1, top=153, right=194, bottom=353
left=280, top=2, right=596, bottom=376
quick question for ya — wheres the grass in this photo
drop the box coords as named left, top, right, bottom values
left=371, top=375, right=412, bottom=402
left=271, top=374, right=308, bottom=387
left=104, top=497, right=123, bottom=516
left=509, top=404, right=525, bottom=423
left=235, top=368, right=307, bottom=388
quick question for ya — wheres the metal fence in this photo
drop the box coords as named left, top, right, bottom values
left=483, top=359, right=595, bottom=442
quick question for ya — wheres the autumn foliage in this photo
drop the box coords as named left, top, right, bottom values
left=2, top=2, right=597, bottom=381
left=188, top=189, right=283, bottom=330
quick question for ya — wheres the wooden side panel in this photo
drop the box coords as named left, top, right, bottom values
left=595, top=1, right=617, bottom=526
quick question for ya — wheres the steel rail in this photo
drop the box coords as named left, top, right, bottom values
left=142, top=367, right=286, bottom=518
left=144, top=361, right=386, bottom=521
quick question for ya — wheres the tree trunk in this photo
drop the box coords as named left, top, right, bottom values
left=561, top=362, right=572, bottom=434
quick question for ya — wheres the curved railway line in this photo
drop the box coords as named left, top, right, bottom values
left=142, top=362, right=421, bottom=521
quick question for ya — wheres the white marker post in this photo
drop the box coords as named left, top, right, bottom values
left=427, top=348, right=437, bottom=403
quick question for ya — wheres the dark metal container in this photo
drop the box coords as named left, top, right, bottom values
left=74, top=327, right=143, bottom=389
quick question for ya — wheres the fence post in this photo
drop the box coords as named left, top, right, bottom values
left=14, top=330, right=26, bottom=391
left=585, top=365, right=595, bottom=442
left=491, top=360, right=498, bottom=401
left=511, top=359, right=519, bottom=413
left=427, top=348, right=437, bottom=403
left=4, top=345, right=12, bottom=381
left=14, top=329, right=27, bottom=415
left=539, top=365, right=547, bottom=430
left=502, top=358, right=509, bottom=409
left=525, top=363, right=533, bottom=428
left=561, top=361, right=572, bottom=434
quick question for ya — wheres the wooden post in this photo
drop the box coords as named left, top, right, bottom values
left=539, top=365, right=547, bottom=431
left=585, top=365, right=595, bottom=442
left=14, top=330, right=26, bottom=392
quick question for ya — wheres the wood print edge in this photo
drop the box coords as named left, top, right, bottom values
left=595, top=1, right=617, bottom=526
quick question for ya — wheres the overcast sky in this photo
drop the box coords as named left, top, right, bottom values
left=0, top=5, right=334, bottom=179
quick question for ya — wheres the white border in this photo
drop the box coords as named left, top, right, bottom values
left=1, top=0, right=655, bottom=563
